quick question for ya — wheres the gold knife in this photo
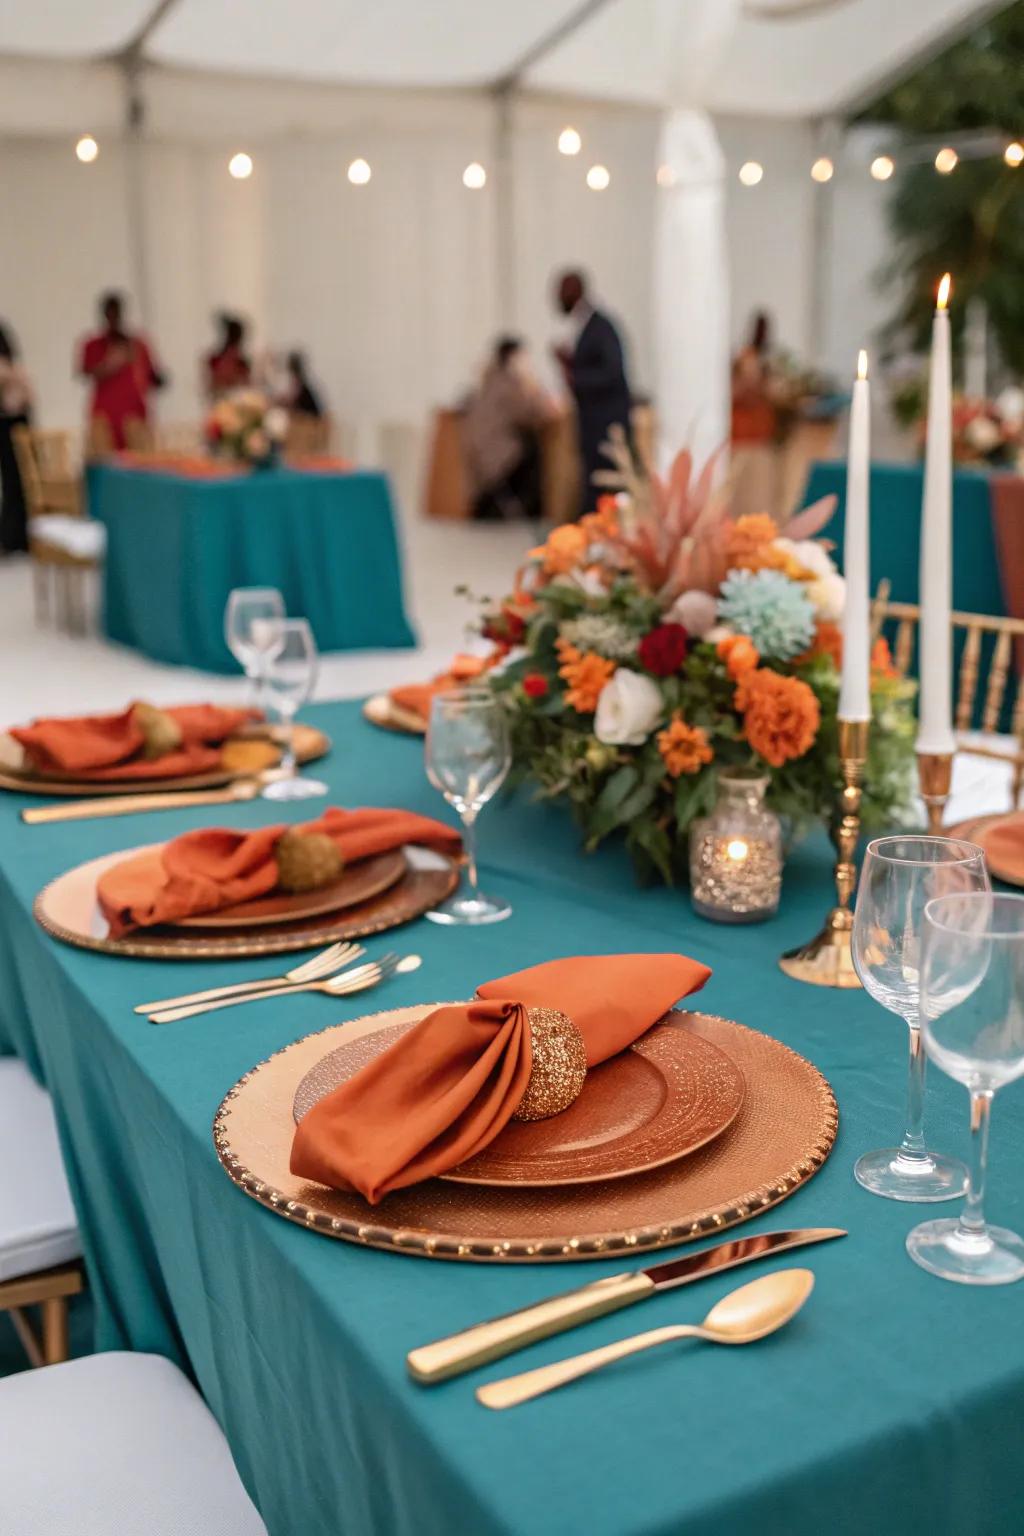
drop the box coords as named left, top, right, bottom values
left=20, top=778, right=263, bottom=825
left=407, top=1227, right=845, bottom=1384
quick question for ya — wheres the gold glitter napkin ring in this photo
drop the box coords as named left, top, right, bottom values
left=511, top=1007, right=588, bottom=1122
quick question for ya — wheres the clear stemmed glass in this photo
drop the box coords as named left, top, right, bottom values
left=851, top=835, right=989, bottom=1201
left=224, top=587, right=285, bottom=711
left=425, top=688, right=512, bottom=925
left=908, top=892, right=1024, bottom=1285
left=259, top=618, right=328, bottom=802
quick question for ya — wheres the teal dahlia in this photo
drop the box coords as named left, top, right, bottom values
left=717, top=568, right=815, bottom=660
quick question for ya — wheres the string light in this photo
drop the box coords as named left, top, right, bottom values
left=870, top=154, right=895, bottom=181
left=228, top=152, right=253, bottom=180
left=934, top=146, right=958, bottom=174
left=558, top=127, right=582, bottom=156
left=656, top=164, right=677, bottom=189
left=75, top=135, right=98, bottom=164
left=347, top=158, right=372, bottom=185
left=462, top=162, right=487, bottom=189
left=738, top=161, right=763, bottom=186
left=1005, top=141, right=1024, bottom=167
left=810, top=156, right=834, bottom=183
left=586, top=164, right=610, bottom=191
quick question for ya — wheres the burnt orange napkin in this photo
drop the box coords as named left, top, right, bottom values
left=290, top=953, right=711, bottom=1203
left=974, top=812, right=1024, bottom=883
left=11, top=703, right=256, bottom=781
left=97, top=806, right=461, bottom=937
left=388, top=654, right=489, bottom=723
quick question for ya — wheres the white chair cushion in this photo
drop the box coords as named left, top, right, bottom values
left=0, top=1352, right=267, bottom=1535
left=30, top=514, right=106, bottom=560
left=0, top=1058, right=80, bottom=1281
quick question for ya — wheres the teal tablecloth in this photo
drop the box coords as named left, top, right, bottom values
left=1, top=700, right=1022, bottom=1535
left=89, top=465, right=416, bottom=670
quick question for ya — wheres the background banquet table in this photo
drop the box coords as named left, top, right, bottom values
left=1, top=699, right=1022, bottom=1536
left=89, top=464, right=416, bottom=671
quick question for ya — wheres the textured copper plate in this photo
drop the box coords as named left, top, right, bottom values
left=0, top=723, right=330, bottom=797
left=174, top=848, right=406, bottom=929
left=214, top=1007, right=838, bottom=1262
left=947, top=812, right=1024, bottom=888
left=362, top=694, right=425, bottom=736
left=292, top=1016, right=745, bottom=1187
left=33, top=845, right=458, bottom=960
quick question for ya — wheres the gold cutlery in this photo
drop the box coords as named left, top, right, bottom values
left=21, top=778, right=265, bottom=825
left=476, top=1269, right=814, bottom=1410
left=134, top=940, right=364, bottom=1014
left=149, top=952, right=422, bottom=1023
left=407, top=1227, right=844, bottom=1384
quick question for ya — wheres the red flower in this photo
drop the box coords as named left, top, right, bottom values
left=637, top=623, right=688, bottom=678
left=522, top=673, right=549, bottom=699
left=483, top=605, right=527, bottom=646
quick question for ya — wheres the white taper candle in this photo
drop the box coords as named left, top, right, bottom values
left=839, top=350, right=871, bottom=721
left=917, top=273, right=956, bottom=756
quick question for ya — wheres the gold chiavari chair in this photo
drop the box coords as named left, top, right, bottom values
left=12, top=426, right=102, bottom=634
left=870, top=579, right=1024, bottom=806
left=286, top=412, right=330, bottom=456
left=154, top=421, right=203, bottom=455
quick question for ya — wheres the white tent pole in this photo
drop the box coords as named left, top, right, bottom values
left=121, top=58, right=152, bottom=327
left=806, top=117, right=839, bottom=368
left=492, top=84, right=517, bottom=328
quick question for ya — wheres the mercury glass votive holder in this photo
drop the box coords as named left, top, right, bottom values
left=689, top=771, right=782, bottom=924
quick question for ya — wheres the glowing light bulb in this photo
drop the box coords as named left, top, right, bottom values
left=870, top=154, right=895, bottom=181
left=1005, top=142, right=1024, bottom=168
left=558, top=127, right=581, bottom=156
left=726, top=839, right=749, bottom=862
left=462, top=162, right=486, bottom=190
left=586, top=164, right=610, bottom=191
left=811, top=156, right=834, bottom=183
left=228, top=152, right=253, bottom=180
left=347, top=158, right=371, bottom=186
left=738, top=161, right=763, bottom=187
left=656, top=163, right=677, bottom=189
left=75, top=135, right=98, bottom=164
left=934, top=146, right=958, bottom=175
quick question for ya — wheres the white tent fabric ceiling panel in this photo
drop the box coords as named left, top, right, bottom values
left=0, top=0, right=151, bottom=56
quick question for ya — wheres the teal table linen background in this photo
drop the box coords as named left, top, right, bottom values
left=89, top=465, right=416, bottom=670
left=0, top=699, right=1022, bottom=1536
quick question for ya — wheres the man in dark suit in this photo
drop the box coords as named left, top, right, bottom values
left=552, top=269, right=632, bottom=516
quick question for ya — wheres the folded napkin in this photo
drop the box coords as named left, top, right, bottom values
left=97, top=806, right=461, bottom=937
left=290, top=953, right=711, bottom=1204
left=11, top=703, right=255, bottom=781
left=388, top=654, right=489, bottom=724
left=975, top=812, right=1024, bottom=882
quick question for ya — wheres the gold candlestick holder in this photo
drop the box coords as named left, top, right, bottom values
left=779, top=718, right=870, bottom=988
left=917, top=750, right=953, bottom=835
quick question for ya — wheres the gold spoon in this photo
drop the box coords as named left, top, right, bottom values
left=476, top=1268, right=815, bottom=1410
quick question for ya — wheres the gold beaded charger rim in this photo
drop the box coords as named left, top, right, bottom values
left=0, top=723, right=331, bottom=798
left=33, top=844, right=458, bottom=961
left=946, top=812, right=1024, bottom=889
left=290, top=1013, right=746, bottom=1187
left=213, top=1007, right=838, bottom=1262
left=362, top=694, right=426, bottom=737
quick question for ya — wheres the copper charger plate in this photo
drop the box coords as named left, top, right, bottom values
left=292, top=1016, right=745, bottom=1187
left=215, top=1006, right=838, bottom=1262
left=174, top=848, right=406, bottom=929
left=947, top=811, right=1024, bottom=888
left=362, top=694, right=426, bottom=736
left=0, top=722, right=330, bottom=798
left=33, top=844, right=458, bottom=960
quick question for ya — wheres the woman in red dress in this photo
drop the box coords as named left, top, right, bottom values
left=205, top=314, right=252, bottom=399
left=78, top=291, right=164, bottom=450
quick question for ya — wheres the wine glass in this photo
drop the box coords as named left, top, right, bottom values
left=425, top=688, right=512, bottom=925
left=259, top=618, right=328, bottom=802
left=908, top=892, right=1024, bottom=1285
left=851, top=835, right=989, bottom=1201
left=224, top=587, right=285, bottom=710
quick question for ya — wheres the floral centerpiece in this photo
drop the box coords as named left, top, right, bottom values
left=478, top=434, right=916, bottom=883
left=890, top=375, right=1022, bottom=467
left=205, top=390, right=288, bottom=468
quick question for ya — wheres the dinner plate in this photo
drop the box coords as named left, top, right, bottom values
left=947, top=811, right=1024, bottom=887
left=362, top=694, right=426, bottom=736
left=292, top=1014, right=746, bottom=1187
left=173, top=848, right=407, bottom=929
left=0, top=723, right=331, bottom=797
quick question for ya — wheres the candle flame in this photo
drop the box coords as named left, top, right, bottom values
left=857, top=349, right=868, bottom=380
left=937, top=273, right=951, bottom=310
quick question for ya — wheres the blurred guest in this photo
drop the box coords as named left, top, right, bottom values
left=205, top=313, right=252, bottom=398
left=551, top=269, right=631, bottom=516
left=281, top=350, right=324, bottom=419
left=77, top=291, right=164, bottom=450
left=0, top=322, right=34, bottom=553
left=730, top=310, right=777, bottom=446
left=463, top=337, right=554, bottom=521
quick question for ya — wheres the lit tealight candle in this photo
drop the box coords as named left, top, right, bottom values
left=917, top=274, right=955, bottom=757
left=726, top=839, right=749, bottom=862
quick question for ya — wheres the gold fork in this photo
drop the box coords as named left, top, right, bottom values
left=134, top=940, right=364, bottom=1014
left=148, top=952, right=421, bottom=1024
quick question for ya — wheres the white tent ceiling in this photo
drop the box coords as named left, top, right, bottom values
left=0, top=0, right=1003, bottom=116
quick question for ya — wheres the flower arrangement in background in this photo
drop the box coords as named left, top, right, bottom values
left=205, top=389, right=288, bottom=468
left=889, top=374, right=1023, bottom=468
left=480, top=437, right=917, bottom=883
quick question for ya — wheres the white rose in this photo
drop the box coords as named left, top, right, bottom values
left=594, top=669, right=664, bottom=746
left=774, top=537, right=836, bottom=582
left=807, top=571, right=846, bottom=621
left=964, top=415, right=1001, bottom=453
left=264, top=407, right=289, bottom=442
left=997, top=386, right=1024, bottom=425
left=665, top=589, right=718, bottom=637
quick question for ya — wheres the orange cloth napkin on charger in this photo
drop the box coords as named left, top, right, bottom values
left=388, top=654, right=489, bottom=724
left=290, top=953, right=711, bottom=1204
left=97, top=806, right=461, bottom=938
left=10, top=703, right=256, bottom=781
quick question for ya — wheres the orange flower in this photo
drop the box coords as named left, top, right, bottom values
left=871, top=636, right=899, bottom=678
left=716, top=633, right=760, bottom=681
left=559, top=648, right=616, bottom=713
left=530, top=523, right=587, bottom=576
left=580, top=496, right=620, bottom=541
left=726, top=514, right=780, bottom=571
left=794, top=620, right=842, bottom=668
left=657, top=715, right=713, bottom=777
left=736, top=667, right=820, bottom=767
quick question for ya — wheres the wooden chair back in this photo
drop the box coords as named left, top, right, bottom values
left=11, top=427, right=81, bottom=518
left=286, top=413, right=330, bottom=456
left=155, top=421, right=202, bottom=455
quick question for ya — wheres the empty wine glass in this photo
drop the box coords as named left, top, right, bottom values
left=224, top=587, right=285, bottom=711
left=851, top=835, right=988, bottom=1201
left=908, top=892, right=1024, bottom=1285
left=425, top=688, right=511, bottom=925
left=259, top=618, right=328, bottom=802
